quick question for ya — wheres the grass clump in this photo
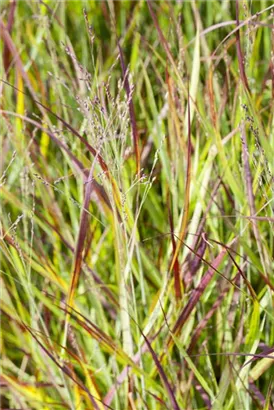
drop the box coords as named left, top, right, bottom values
left=0, top=1, right=273, bottom=409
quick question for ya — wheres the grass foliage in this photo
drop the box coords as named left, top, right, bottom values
left=0, top=1, right=274, bottom=409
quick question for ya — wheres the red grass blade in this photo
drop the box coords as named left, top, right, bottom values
left=2, top=0, right=16, bottom=75
left=139, top=330, right=180, bottom=410
left=67, top=156, right=99, bottom=311
left=167, top=190, right=181, bottom=300
left=168, top=242, right=234, bottom=346
left=187, top=284, right=232, bottom=353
